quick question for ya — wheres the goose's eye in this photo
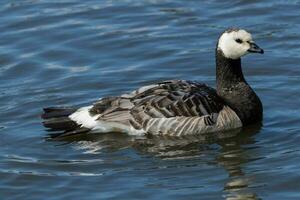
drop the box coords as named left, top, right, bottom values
left=235, top=38, right=243, bottom=44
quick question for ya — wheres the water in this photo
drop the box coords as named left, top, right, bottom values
left=0, top=0, right=300, bottom=199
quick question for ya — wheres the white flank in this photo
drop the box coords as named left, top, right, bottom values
left=69, top=106, right=99, bottom=129
left=69, top=106, right=146, bottom=135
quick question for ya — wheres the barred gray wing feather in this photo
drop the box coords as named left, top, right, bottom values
left=88, top=80, right=231, bottom=135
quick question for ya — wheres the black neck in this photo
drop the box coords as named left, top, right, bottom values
left=216, top=49, right=247, bottom=91
left=215, top=49, right=263, bottom=125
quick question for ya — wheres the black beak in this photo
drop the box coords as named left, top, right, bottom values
left=247, top=42, right=264, bottom=54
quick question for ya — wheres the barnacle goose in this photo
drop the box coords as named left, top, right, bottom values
left=42, top=28, right=264, bottom=138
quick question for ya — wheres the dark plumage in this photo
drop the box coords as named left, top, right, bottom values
left=216, top=49, right=263, bottom=125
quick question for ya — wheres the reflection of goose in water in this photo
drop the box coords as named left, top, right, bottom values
left=217, top=126, right=262, bottom=200
left=55, top=124, right=262, bottom=199
left=42, top=28, right=264, bottom=138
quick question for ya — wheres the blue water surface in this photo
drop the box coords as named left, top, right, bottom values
left=0, top=0, right=300, bottom=199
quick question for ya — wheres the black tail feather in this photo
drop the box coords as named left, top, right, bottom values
left=43, top=117, right=79, bottom=131
left=42, top=107, right=77, bottom=119
left=42, top=107, right=91, bottom=139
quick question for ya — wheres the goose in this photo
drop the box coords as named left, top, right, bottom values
left=42, top=28, right=264, bottom=138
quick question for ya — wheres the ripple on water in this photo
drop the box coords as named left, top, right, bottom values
left=0, top=0, right=300, bottom=199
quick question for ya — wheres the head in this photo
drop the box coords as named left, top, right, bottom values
left=217, top=28, right=264, bottom=60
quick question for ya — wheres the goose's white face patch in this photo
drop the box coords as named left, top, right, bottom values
left=218, top=29, right=253, bottom=59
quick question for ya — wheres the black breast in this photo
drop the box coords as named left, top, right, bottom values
left=218, top=82, right=263, bottom=125
left=215, top=49, right=263, bottom=125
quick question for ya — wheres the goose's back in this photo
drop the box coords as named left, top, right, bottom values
left=81, top=80, right=242, bottom=135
